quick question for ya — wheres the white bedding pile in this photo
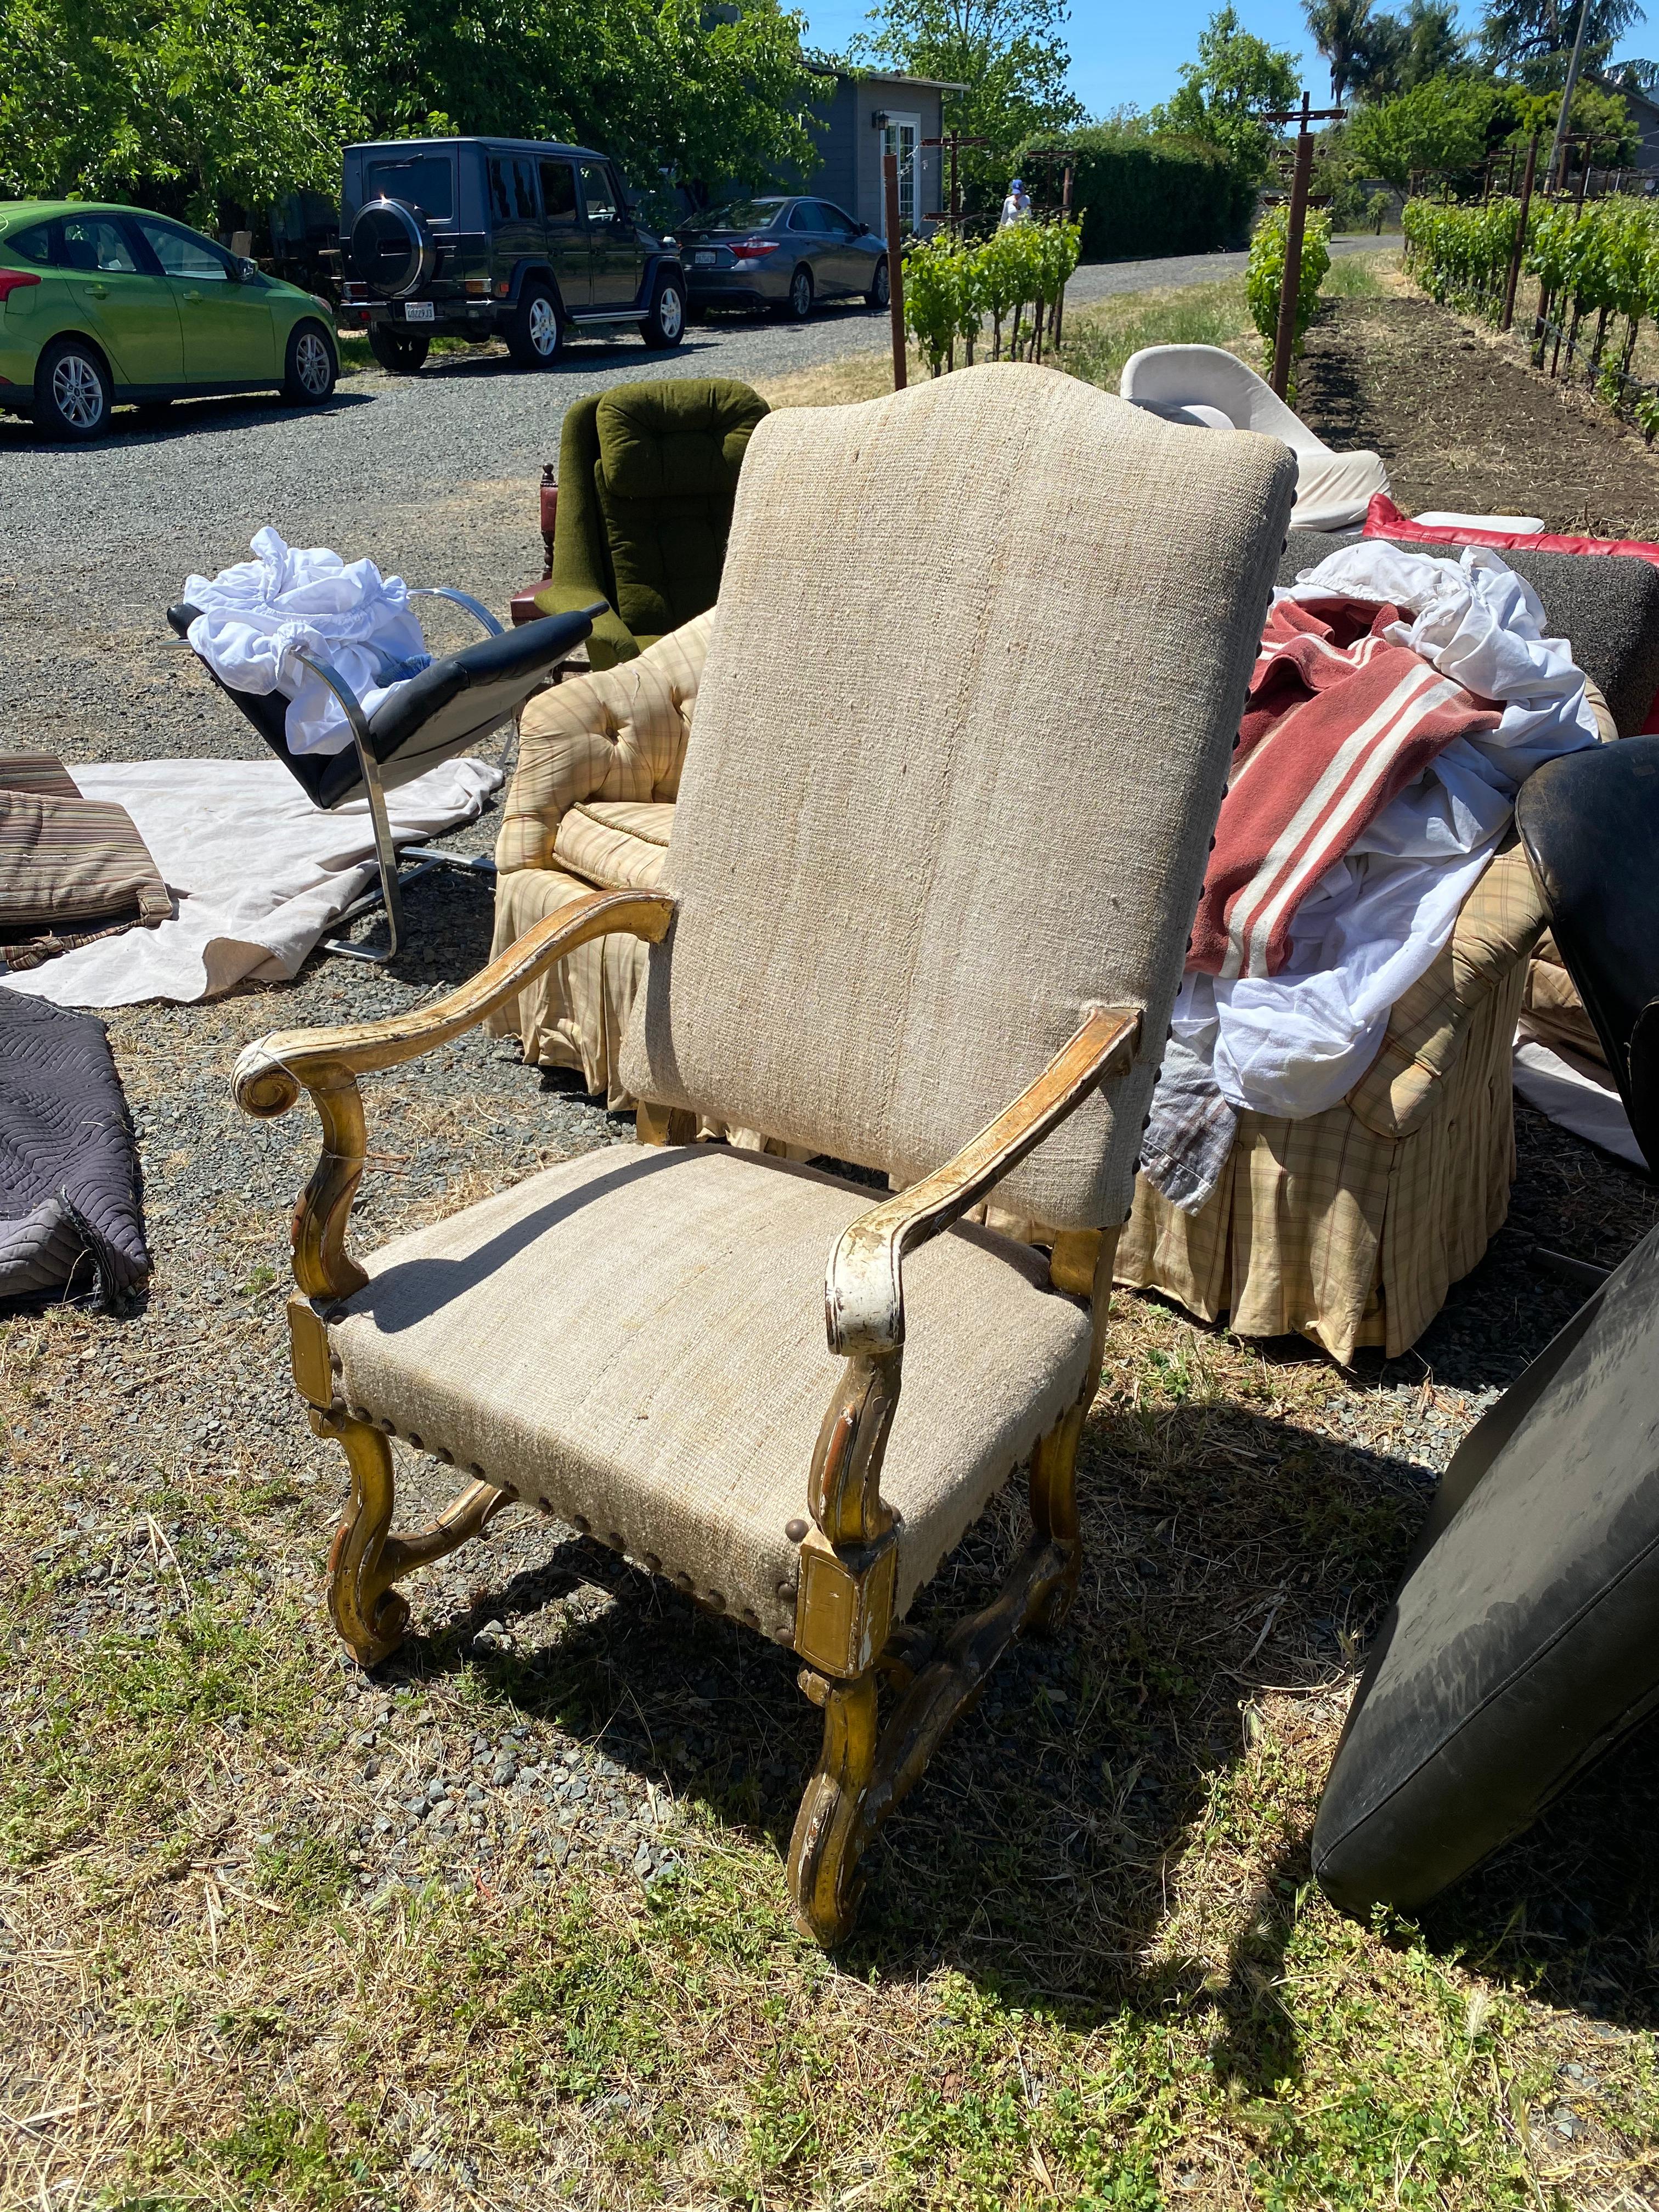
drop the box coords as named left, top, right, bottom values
left=1143, top=541, right=1600, bottom=1210
left=184, top=527, right=430, bottom=758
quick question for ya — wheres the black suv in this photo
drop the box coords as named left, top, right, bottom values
left=338, top=137, right=687, bottom=371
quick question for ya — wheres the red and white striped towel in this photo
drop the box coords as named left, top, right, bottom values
left=1187, top=595, right=1502, bottom=980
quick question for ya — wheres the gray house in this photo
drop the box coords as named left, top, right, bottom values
left=780, top=66, right=962, bottom=238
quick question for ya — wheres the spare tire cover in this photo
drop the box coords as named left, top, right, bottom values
left=351, top=199, right=432, bottom=300
left=1312, top=1220, right=1659, bottom=1916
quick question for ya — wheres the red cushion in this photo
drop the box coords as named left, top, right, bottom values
left=1363, top=492, right=1659, bottom=569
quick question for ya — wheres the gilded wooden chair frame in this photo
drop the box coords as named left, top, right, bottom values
left=235, top=885, right=1138, bottom=1943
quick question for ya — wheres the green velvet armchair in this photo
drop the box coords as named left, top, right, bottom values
left=532, top=377, right=769, bottom=670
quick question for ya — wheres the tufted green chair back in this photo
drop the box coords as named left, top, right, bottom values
left=540, top=378, right=769, bottom=670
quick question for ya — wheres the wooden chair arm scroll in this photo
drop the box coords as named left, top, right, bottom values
left=231, top=887, right=676, bottom=1300
left=824, top=1004, right=1142, bottom=1361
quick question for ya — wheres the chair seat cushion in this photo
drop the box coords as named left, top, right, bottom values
left=1313, top=1221, right=1659, bottom=1917
left=552, top=799, right=674, bottom=891
left=327, top=1143, right=1093, bottom=1643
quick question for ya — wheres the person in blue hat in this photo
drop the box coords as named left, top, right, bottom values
left=999, top=177, right=1032, bottom=228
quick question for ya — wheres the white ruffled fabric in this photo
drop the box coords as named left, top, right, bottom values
left=1144, top=543, right=1599, bottom=1210
left=184, top=527, right=431, bottom=759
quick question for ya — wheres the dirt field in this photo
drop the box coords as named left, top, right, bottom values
left=1299, top=286, right=1659, bottom=536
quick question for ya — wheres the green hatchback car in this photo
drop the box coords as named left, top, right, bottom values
left=0, top=201, right=339, bottom=438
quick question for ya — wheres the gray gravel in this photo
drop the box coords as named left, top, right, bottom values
left=1062, top=229, right=1396, bottom=309
left=0, top=236, right=1401, bottom=769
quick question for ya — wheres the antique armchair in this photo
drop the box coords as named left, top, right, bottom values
left=233, top=363, right=1295, bottom=1942
left=529, top=378, right=769, bottom=670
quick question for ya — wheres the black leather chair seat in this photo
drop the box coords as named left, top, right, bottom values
left=166, top=603, right=592, bottom=809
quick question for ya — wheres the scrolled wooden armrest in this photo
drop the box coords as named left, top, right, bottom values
left=233, top=888, right=675, bottom=1111
left=823, top=1005, right=1141, bottom=1358
left=230, top=886, right=675, bottom=1301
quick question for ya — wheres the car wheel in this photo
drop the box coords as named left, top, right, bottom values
left=285, top=320, right=339, bottom=402
left=34, top=337, right=112, bottom=439
left=507, top=283, right=561, bottom=368
left=867, top=259, right=890, bottom=312
left=640, top=273, right=686, bottom=348
left=780, top=264, right=814, bottom=322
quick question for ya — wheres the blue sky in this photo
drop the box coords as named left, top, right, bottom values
left=798, top=0, right=1649, bottom=122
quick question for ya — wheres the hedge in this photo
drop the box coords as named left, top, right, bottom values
left=1012, top=125, right=1254, bottom=263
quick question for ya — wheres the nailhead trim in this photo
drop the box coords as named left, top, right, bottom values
left=317, top=1403, right=787, bottom=1633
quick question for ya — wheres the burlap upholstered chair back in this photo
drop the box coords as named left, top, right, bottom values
left=619, top=363, right=1296, bottom=1230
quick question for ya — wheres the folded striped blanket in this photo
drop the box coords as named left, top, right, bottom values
left=1187, top=596, right=1502, bottom=980
left=1, top=755, right=171, bottom=971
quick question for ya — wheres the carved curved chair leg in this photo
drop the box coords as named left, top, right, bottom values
left=318, top=1413, right=409, bottom=1667
left=787, top=1667, right=879, bottom=1946
left=1029, top=1402, right=1086, bottom=1633
left=314, top=1410, right=511, bottom=1668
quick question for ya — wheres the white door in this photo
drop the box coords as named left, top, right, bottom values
left=883, top=114, right=921, bottom=238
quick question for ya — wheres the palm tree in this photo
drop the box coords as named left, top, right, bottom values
left=1305, top=0, right=1376, bottom=98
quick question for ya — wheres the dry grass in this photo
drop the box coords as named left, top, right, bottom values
left=8, top=1177, right=1659, bottom=2208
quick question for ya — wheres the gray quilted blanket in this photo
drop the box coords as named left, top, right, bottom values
left=0, top=986, right=150, bottom=1305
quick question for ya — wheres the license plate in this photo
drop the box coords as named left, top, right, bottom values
left=403, top=300, right=436, bottom=321
left=693, top=251, right=716, bottom=267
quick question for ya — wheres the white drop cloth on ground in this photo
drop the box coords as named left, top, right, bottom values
left=1513, top=1036, right=1644, bottom=1169
left=0, top=757, right=501, bottom=1008
left=184, top=527, right=431, bottom=758
left=1144, top=543, right=1599, bottom=1210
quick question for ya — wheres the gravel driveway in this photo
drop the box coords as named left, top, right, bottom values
left=0, top=234, right=1399, bottom=766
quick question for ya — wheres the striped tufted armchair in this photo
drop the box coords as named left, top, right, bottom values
left=487, top=616, right=711, bottom=1106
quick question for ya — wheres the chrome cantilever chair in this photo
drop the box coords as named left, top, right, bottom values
left=232, top=364, right=1295, bottom=1942
left=167, top=591, right=599, bottom=961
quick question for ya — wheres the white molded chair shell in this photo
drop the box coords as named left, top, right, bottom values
left=1120, top=342, right=1390, bottom=533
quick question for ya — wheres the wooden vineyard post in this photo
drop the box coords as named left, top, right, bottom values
left=1052, top=162, right=1074, bottom=351
left=1265, top=92, right=1345, bottom=402
left=1501, top=133, right=1539, bottom=332
left=884, top=153, right=906, bottom=391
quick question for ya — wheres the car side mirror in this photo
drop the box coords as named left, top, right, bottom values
left=856, top=222, right=870, bottom=235
left=234, top=256, right=258, bottom=283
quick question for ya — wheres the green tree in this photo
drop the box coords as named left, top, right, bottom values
left=0, top=0, right=820, bottom=227
left=1479, top=0, right=1645, bottom=89
left=1305, top=0, right=1379, bottom=99
left=1346, top=71, right=1513, bottom=182
left=1507, top=76, right=1637, bottom=156
left=1151, top=7, right=1302, bottom=188
left=850, top=0, right=1085, bottom=212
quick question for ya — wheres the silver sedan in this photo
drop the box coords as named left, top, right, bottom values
left=678, top=195, right=890, bottom=321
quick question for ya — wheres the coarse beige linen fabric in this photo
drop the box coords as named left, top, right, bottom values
left=326, top=1143, right=1093, bottom=1641
left=618, top=364, right=1297, bottom=1231
left=1114, top=844, right=1546, bottom=1362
